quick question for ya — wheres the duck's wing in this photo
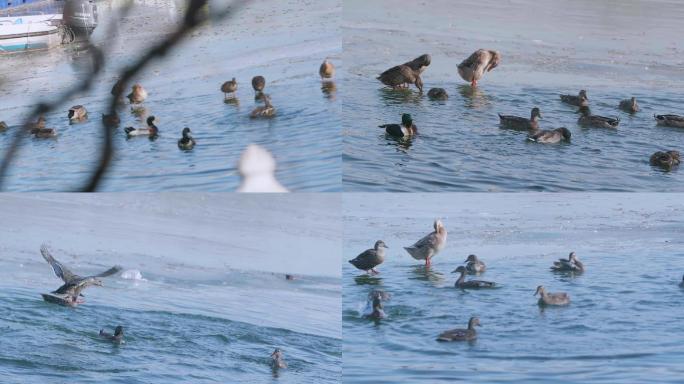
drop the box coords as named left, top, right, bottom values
left=41, top=244, right=80, bottom=283
left=377, top=65, right=412, bottom=86
left=408, top=231, right=438, bottom=250
left=437, top=328, right=466, bottom=340
left=458, top=49, right=486, bottom=70
left=88, top=265, right=122, bottom=279
left=349, top=249, right=376, bottom=269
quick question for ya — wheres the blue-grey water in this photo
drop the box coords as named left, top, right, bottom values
left=343, top=193, right=684, bottom=383
left=343, top=0, right=684, bottom=192
left=0, top=0, right=341, bottom=191
left=0, top=194, right=342, bottom=383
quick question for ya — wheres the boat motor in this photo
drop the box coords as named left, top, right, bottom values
left=62, top=0, right=97, bottom=36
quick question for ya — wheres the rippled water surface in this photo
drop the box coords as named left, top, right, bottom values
left=343, top=0, right=684, bottom=191
left=0, top=0, right=341, bottom=191
left=343, top=193, right=684, bottom=383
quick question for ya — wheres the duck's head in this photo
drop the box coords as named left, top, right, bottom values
left=468, top=316, right=481, bottom=328
left=464, top=254, right=478, bottom=263
left=132, top=84, right=144, bottom=93
left=114, top=326, right=124, bottom=337
left=559, top=127, right=571, bottom=140
left=630, top=96, right=637, bottom=105
left=414, top=53, right=431, bottom=67
left=374, top=240, right=388, bottom=250
left=146, top=116, right=156, bottom=126
left=568, top=252, right=577, bottom=261
left=452, top=265, right=467, bottom=274
left=434, top=218, right=445, bottom=232
left=667, top=150, right=680, bottom=162
left=488, top=51, right=501, bottom=71
left=579, top=90, right=588, bottom=100
left=182, top=127, right=192, bottom=138
left=534, top=285, right=545, bottom=296
left=401, top=113, right=413, bottom=127
left=271, top=348, right=283, bottom=359
left=531, top=107, right=542, bottom=120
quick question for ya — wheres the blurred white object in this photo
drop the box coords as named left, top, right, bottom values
left=120, top=269, right=145, bottom=281
left=237, top=144, right=289, bottom=193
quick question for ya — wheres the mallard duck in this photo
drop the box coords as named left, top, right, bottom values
left=578, top=106, right=619, bottom=128
left=560, top=90, right=589, bottom=106
left=457, top=49, right=501, bottom=87
left=436, top=317, right=480, bottom=342
left=404, top=219, right=447, bottom=267
left=650, top=150, right=680, bottom=170
left=550, top=252, right=584, bottom=272
left=68, top=105, right=87, bottom=122
left=124, top=116, right=158, bottom=137
left=619, top=97, right=639, bottom=113
left=427, top=88, right=448, bottom=100
left=30, top=117, right=56, bottom=138
left=250, top=94, right=276, bottom=118
left=534, top=285, right=570, bottom=306
left=464, top=254, right=486, bottom=274
left=237, top=144, right=288, bottom=192
left=251, top=75, right=265, bottom=98
left=0, top=121, right=7, bottom=131
left=319, top=59, right=335, bottom=79
left=364, top=296, right=386, bottom=320
left=348, top=240, right=388, bottom=275
left=452, top=266, right=495, bottom=289
left=528, top=127, right=571, bottom=143
left=377, top=64, right=424, bottom=92
left=221, top=78, right=238, bottom=98
left=499, top=107, right=541, bottom=131
left=654, top=114, right=684, bottom=128
left=177, top=127, right=195, bottom=150
left=270, top=348, right=287, bottom=369
left=99, top=326, right=124, bottom=344
left=379, top=113, right=417, bottom=138
left=127, top=84, right=147, bottom=104
left=102, top=113, right=120, bottom=128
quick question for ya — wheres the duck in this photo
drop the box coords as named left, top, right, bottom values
left=560, top=90, right=589, bottom=107
left=30, top=117, right=56, bottom=138
left=127, top=84, right=147, bottom=104
left=649, top=150, right=680, bottom=170
left=436, top=317, right=480, bottom=342
left=237, top=144, right=288, bottom=192
left=177, top=127, right=195, bottom=150
left=251, top=75, right=265, bottom=98
left=68, top=105, right=87, bottom=122
left=578, top=106, right=619, bottom=128
left=427, top=87, right=448, bottom=100
left=379, top=113, right=417, bottom=138
left=404, top=219, right=447, bottom=267
left=377, top=64, right=424, bottom=92
left=528, top=127, right=571, bottom=143
left=619, top=97, right=639, bottom=113
left=368, top=289, right=391, bottom=302
left=452, top=266, right=495, bottom=289
left=221, top=78, right=238, bottom=99
left=0, top=121, right=7, bottom=131
left=99, top=326, right=124, bottom=344
left=364, top=296, right=386, bottom=320
left=457, top=49, right=501, bottom=87
left=250, top=94, right=276, bottom=118
left=464, top=254, right=486, bottom=274
left=499, top=107, right=541, bottom=131
left=124, top=116, right=158, bottom=137
left=319, top=59, right=335, bottom=79
left=271, top=348, right=287, bottom=369
left=348, top=240, right=388, bottom=275
left=550, top=251, right=584, bottom=272
left=534, top=285, right=570, bottom=306
left=654, top=114, right=684, bottom=128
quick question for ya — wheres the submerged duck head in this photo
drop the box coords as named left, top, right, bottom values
left=464, top=254, right=479, bottom=263
left=114, top=326, right=124, bottom=337
left=374, top=240, right=389, bottom=250
left=531, top=107, right=542, bottom=120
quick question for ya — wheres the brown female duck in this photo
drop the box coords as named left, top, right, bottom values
left=457, top=49, right=501, bottom=87
left=348, top=240, right=388, bottom=275
left=528, top=127, right=571, bottom=143
left=452, top=266, right=495, bottom=289
left=221, top=78, right=238, bottom=98
left=319, top=59, right=335, bottom=79
left=499, top=107, right=541, bottom=131
left=578, top=106, right=619, bottom=128
left=404, top=219, right=447, bottom=267
left=30, top=116, right=56, bottom=138
left=464, top=254, right=486, bottom=274
left=427, top=88, right=448, bottom=100
left=654, top=114, right=684, bottom=128
left=437, top=317, right=480, bottom=342
left=650, top=150, right=680, bottom=170
left=550, top=252, right=584, bottom=272
left=534, top=285, right=570, bottom=306
left=560, top=90, right=589, bottom=107
left=250, top=94, right=276, bottom=118
left=377, top=64, right=424, bottom=92
left=127, top=84, right=148, bottom=104
left=251, top=76, right=265, bottom=98
left=619, top=97, right=639, bottom=113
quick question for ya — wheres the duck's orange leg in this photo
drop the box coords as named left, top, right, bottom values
left=471, top=79, right=477, bottom=87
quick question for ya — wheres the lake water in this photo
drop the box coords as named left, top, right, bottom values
left=343, top=193, right=684, bottom=383
left=342, top=0, right=684, bottom=192
left=0, top=194, right=341, bottom=383
left=0, top=0, right=341, bottom=191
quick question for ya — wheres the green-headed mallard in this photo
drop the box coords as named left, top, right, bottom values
left=457, top=49, right=501, bottom=87
left=251, top=75, right=265, bottom=98
left=578, top=106, right=619, bottom=128
left=560, top=90, right=588, bottom=107
left=177, top=127, right=195, bottom=150
left=464, top=254, right=486, bottom=274
left=250, top=94, right=276, bottom=118
left=348, top=240, right=388, bottom=275
left=528, top=127, right=571, bottom=143
left=404, top=219, right=447, bottom=267
left=436, top=317, right=480, bottom=342
left=124, top=116, right=158, bottom=137
left=427, top=88, right=448, bottom=100
left=379, top=113, right=417, bottom=138
left=221, top=78, right=238, bottom=99
left=550, top=252, right=584, bottom=272
left=499, top=107, right=541, bottom=131
left=452, top=266, right=495, bottom=289
left=654, top=114, right=684, bottom=128
left=127, top=84, right=148, bottom=104
left=534, top=285, right=570, bottom=306
left=99, top=326, right=124, bottom=344
left=68, top=105, right=87, bottom=122
left=619, top=97, right=639, bottom=113
left=650, top=150, right=680, bottom=170
left=319, top=59, right=335, bottom=79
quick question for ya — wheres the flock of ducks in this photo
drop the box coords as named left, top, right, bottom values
left=347, top=219, right=656, bottom=342
left=374, top=50, right=682, bottom=171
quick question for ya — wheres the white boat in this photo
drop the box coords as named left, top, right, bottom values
left=0, top=14, right=62, bottom=52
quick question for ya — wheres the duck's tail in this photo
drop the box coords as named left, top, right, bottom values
left=124, top=127, right=135, bottom=134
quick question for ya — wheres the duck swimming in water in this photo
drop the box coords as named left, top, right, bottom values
left=250, top=95, right=276, bottom=118
left=452, top=266, right=495, bottom=289
left=619, top=97, right=639, bottom=113
left=68, top=105, right=87, bottom=122
left=404, top=219, right=447, bottom=267
left=528, top=127, right=571, bottom=144
left=99, top=326, right=124, bottom=344
left=319, top=59, right=335, bottom=79
left=379, top=113, right=417, bottom=138
left=550, top=252, right=584, bottom=272
left=427, top=88, right=448, bottom=100
left=271, top=348, right=287, bottom=369
left=650, top=150, right=680, bottom=170
left=499, top=107, right=541, bottom=131
left=654, top=114, right=684, bottom=128
left=221, top=78, right=238, bottom=99
left=124, top=116, right=158, bottom=137
left=437, top=317, right=480, bottom=342
left=464, top=254, right=486, bottom=274
left=30, top=117, right=56, bottom=138
left=578, top=106, right=619, bottom=128
left=251, top=76, right=265, bottom=99
left=127, top=84, right=148, bottom=104
left=457, top=49, right=501, bottom=87
left=348, top=240, right=388, bottom=275
left=560, top=90, right=589, bottom=107
left=364, top=296, right=386, bottom=320
left=534, top=285, right=570, bottom=306
left=40, top=244, right=121, bottom=307
left=177, top=127, right=195, bottom=150
left=237, top=144, right=288, bottom=192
